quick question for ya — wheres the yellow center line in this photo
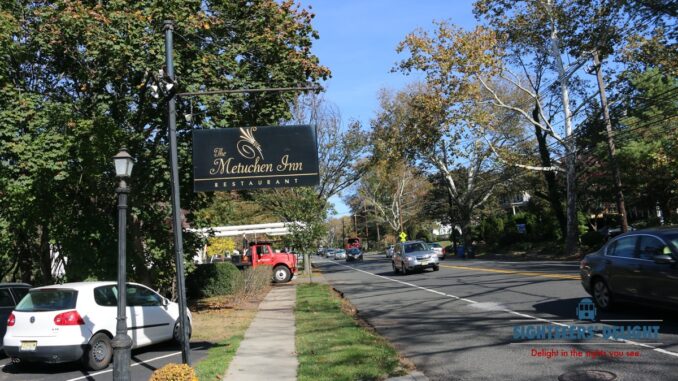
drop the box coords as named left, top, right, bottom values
left=440, top=264, right=580, bottom=280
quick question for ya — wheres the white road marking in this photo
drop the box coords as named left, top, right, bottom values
left=65, top=351, right=182, bottom=381
left=328, top=260, right=678, bottom=358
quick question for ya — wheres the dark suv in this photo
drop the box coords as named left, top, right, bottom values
left=1, top=283, right=31, bottom=352
left=580, top=227, right=678, bottom=311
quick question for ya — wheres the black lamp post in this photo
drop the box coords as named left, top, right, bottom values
left=112, top=148, right=133, bottom=381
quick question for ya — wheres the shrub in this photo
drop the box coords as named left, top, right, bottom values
left=480, top=215, right=504, bottom=244
left=149, top=363, right=197, bottom=381
left=415, top=230, right=432, bottom=242
left=581, top=230, right=606, bottom=251
left=186, top=262, right=243, bottom=299
left=233, top=265, right=273, bottom=304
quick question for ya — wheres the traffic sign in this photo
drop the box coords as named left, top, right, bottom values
left=399, top=232, right=407, bottom=242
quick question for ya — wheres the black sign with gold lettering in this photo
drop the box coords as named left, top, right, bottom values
left=192, top=125, right=319, bottom=192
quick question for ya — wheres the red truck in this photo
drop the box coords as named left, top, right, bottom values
left=231, top=242, right=298, bottom=283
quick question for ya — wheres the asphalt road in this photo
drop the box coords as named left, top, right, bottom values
left=0, top=341, right=209, bottom=381
left=317, top=254, right=678, bottom=381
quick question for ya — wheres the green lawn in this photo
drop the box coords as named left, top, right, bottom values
left=296, top=283, right=405, bottom=381
left=194, top=334, right=245, bottom=381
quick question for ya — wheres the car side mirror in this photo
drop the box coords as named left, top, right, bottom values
left=653, top=254, right=675, bottom=265
left=162, top=297, right=169, bottom=307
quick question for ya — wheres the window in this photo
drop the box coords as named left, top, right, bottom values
left=15, top=289, right=78, bottom=312
left=638, top=236, right=665, bottom=260
left=404, top=243, right=427, bottom=253
left=0, top=289, right=14, bottom=307
left=94, top=286, right=118, bottom=307
left=127, top=285, right=162, bottom=307
left=608, top=236, right=638, bottom=258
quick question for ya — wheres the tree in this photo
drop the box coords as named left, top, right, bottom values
left=370, top=84, right=517, bottom=249
left=256, top=187, right=328, bottom=275
left=0, top=0, right=328, bottom=290
left=355, top=160, right=430, bottom=234
left=289, top=93, right=369, bottom=200
left=206, top=237, right=236, bottom=257
left=615, top=70, right=678, bottom=221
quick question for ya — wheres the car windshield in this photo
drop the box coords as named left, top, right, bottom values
left=348, top=249, right=361, bottom=254
left=15, top=289, right=78, bottom=312
left=664, top=233, right=678, bottom=253
left=405, top=243, right=428, bottom=253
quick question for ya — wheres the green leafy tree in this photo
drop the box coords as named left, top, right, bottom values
left=0, top=1, right=328, bottom=290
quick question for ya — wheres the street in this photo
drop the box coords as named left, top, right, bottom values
left=317, top=255, right=678, bottom=381
left=0, top=342, right=209, bottom=381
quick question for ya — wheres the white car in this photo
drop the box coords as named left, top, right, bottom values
left=3, top=281, right=191, bottom=370
left=334, top=249, right=347, bottom=260
left=428, top=243, right=444, bottom=259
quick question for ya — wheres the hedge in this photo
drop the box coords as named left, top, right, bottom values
left=186, top=262, right=243, bottom=299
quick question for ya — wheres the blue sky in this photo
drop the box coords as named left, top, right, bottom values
left=300, top=0, right=477, bottom=216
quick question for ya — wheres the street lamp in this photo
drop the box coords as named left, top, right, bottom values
left=112, top=148, right=133, bottom=381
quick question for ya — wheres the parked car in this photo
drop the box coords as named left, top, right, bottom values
left=0, top=283, right=31, bottom=352
left=428, top=242, right=444, bottom=259
left=3, top=281, right=191, bottom=370
left=346, top=248, right=363, bottom=262
left=334, top=249, right=347, bottom=260
left=580, top=227, right=678, bottom=311
left=392, top=240, right=440, bottom=274
left=385, top=245, right=395, bottom=258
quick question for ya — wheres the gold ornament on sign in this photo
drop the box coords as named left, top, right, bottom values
left=237, top=127, right=264, bottom=160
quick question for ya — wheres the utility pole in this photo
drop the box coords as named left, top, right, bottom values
left=363, top=204, right=369, bottom=239
left=547, top=3, right=578, bottom=256
left=164, top=20, right=191, bottom=365
left=593, top=50, right=629, bottom=233
left=342, top=218, right=346, bottom=247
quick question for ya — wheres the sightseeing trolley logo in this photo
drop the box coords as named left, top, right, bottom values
left=512, top=298, right=660, bottom=342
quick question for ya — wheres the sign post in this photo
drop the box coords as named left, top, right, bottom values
left=399, top=232, right=407, bottom=242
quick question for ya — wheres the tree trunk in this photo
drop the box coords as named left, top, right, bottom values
left=38, top=225, right=53, bottom=284
left=17, top=235, right=33, bottom=284
left=593, top=51, right=629, bottom=233
left=533, top=104, right=567, bottom=240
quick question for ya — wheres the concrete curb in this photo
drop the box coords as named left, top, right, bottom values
left=385, top=371, right=430, bottom=381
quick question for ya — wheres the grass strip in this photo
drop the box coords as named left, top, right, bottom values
left=191, top=304, right=258, bottom=380
left=296, top=283, right=404, bottom=381
left=194, top=334, right=244, bottom=381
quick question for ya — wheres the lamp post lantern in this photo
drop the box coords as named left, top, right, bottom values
left=112, top=148, right=133, bottom=381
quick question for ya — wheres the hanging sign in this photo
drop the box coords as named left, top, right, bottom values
left=192, top=125, right=319, bottom=192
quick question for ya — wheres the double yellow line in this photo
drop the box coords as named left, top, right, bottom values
left=440, top=264, right=580, bottom=280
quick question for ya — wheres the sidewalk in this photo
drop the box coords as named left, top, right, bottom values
left=222, top=284, right=298, bottom=381
left=222, top=266, right=429, bottom=381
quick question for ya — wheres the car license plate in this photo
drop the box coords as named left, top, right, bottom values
left=421, top=260, right=429, bottom=265
left=20, top=341, right=37, bottom=351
